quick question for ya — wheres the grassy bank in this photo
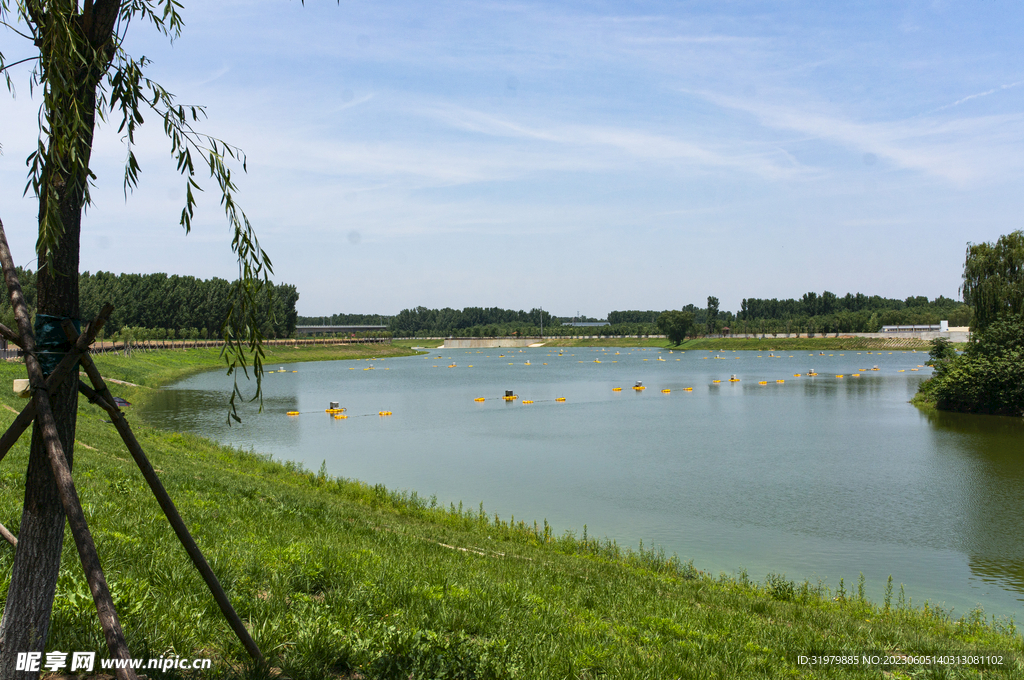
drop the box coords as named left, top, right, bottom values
left=0, top=351, right=1019, bottom=678
left=88, top=342, right=421, bottom=389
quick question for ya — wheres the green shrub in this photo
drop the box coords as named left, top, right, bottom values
left=919, top=314, right=1024, bottom=416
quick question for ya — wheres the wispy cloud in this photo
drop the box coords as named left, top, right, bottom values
left=421, top=104, right=810, bottom=181
left=694, top=91, right=1024, bottom=184
left=929, top=80, right=1024, bottom=113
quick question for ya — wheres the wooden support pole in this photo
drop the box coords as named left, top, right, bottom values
left=0, top=521, right=15, bottom=548
left=0, top=405, right=36, bottom=467
left=75, top=371, right=266, bottom=664
left=32, top=369, right=135, bottom=679
left=0, top=321, right=21, bottom=347
left=0, top=225, right=137, bottom=680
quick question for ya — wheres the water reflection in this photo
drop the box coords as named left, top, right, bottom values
left=924, top=410, right=1024, bottom=597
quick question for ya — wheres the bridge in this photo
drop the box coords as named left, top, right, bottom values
left=294, top=324, right=387, bottom=337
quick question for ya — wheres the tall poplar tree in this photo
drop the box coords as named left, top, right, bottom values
left=706, top=295, right=719, bottom=335
left=0, top=2, right=272, bottom=670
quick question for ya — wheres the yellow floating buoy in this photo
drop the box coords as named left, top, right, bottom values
left=474, top=397, right=485, bottom=402
left=334, top=414, right=347, bottom=419
left=286, top=411, right=300, bottom=416
left=852, top=373, right=861, bottom=377
left=661, top=389, right=671, bottom=393
left=776, top=379, right=785, bottom=384
left=683, top=387, right=693, bottom=391
left=758, top=381, right=768, bottom=385
left=326, top=408, right=346, bottom=414
left=555, top=397, right=566, bottom=402
left=378, top=411, right=392, bottom=416
left=612, top=387, right=623, bottom=391
left=836, top=375, right=844, bottom=378
left=712, top=380, right=721, bottom=384
left=523, top=400, right=534, bottom=404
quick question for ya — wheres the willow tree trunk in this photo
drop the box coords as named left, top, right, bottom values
left=0, top=4, right=117, bottom=674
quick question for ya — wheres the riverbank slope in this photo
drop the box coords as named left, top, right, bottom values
left=0, top=349, right=1018, bottom=678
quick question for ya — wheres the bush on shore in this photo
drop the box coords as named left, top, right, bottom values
left=917, top=314, right=1024, bottom=417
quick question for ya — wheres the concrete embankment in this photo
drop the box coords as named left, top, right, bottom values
left=443, top=337, right=544, bottom=348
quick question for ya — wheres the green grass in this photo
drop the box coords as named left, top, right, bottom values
left=88, top=342, right=421, bottom=389
left=0, top=350, right=1019, bottom=678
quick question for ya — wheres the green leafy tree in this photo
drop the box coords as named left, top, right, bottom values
left=657, top=310, right=695, bottom=346
left=706, top=296, right=719, bottom=335
left=961, top=230, right=1024, bottom=332
left=925, top=337, right=958, bottom=376
left=0, top=0, right=274, bottom=666
left=920, top=314, right=1024, bottom=416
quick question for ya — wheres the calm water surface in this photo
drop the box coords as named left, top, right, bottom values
left=141, top=347, right=1024, bottom=619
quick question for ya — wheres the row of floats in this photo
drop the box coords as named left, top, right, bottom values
left=282, top=352, right=930, bottom=415
left=469, top=363, right=927, bottom=403
left=286, top=401, right=392, bottom=418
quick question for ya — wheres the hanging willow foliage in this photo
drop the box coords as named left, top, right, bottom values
left=1, top=0, right=272, bottom=421
left=961, top=231, right=1024, bottom=333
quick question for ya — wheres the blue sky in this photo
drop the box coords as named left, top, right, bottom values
left=2, top=0, right=1023, bottom=318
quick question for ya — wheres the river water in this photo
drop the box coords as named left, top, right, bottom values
left=140, top=346, right=1024, bottom=619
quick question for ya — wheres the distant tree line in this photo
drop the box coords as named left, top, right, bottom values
left=0, top=269, right=299, bottom=340
left=299, top=290, right=972, bottom=341
left=736, top=291, right=971, bottom=335
left=295, top=307, right=558, bottom=338
left=299, top=307, right=686, bottom=338
left=297, top=313, right=386, bottom=326
left=613, top=302, right=734, bottom=336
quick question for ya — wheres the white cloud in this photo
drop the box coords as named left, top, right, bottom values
left=695, top=91, right=1024, bottom=185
